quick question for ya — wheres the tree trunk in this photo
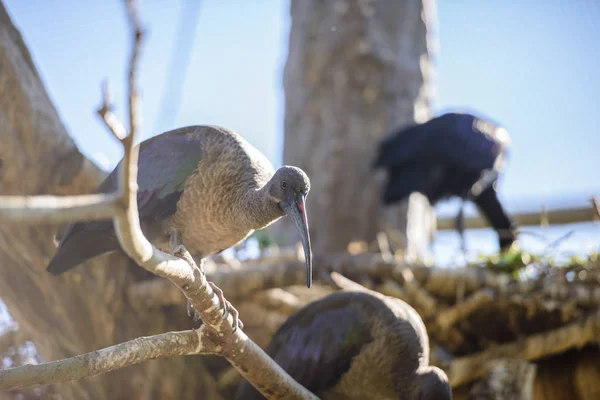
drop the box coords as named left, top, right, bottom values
left=274, top=0, right=437, bottom=258
left=0, top=3, right=227, bottom=399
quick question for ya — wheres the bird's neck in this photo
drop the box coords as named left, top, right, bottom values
left=241, top=185, right=285, bottom=230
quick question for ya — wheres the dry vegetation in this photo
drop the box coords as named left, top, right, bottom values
left=3, top=242, right=600, bottom=399
left=198, top=243, right=600, bottom=399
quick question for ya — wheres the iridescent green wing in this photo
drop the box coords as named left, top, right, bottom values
left=97, top=132, right=204, bottom=221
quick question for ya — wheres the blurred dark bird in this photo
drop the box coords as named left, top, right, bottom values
left=373, top=112, right=517, bottom=252
left=46, top=125, right=313, bottom=287
left=235, top=291, right=452, bottom=400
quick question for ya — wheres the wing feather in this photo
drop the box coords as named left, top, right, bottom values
left=47, top=130, right=205, bottom=274
left=235, top=293, right=373, bottom=399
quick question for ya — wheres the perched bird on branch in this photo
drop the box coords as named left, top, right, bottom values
left=235, top=291, right=452, bottom=400
left=373, top=112, right=517, bottom=252
left=46, top=126, right=313, bottom=317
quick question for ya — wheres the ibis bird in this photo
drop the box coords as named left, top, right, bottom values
left=235, top=291, right=452, bottom=400
left=373, top=112, right=516, bottom=252
left=46, top=126, right=313, bottom=317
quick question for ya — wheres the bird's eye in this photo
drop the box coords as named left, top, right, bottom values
left=281, top=181, right=287, bottom=189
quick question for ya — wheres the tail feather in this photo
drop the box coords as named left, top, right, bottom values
left=46, top=225, right=119, bottom=275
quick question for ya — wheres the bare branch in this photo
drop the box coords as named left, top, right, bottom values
left=125, top=0, right=144, bottom=140
left=96, top=80, right=127, bottom=142
left=0, top=193, right=120, bottom=223
left=0, top=330, right=203, bottom=391
left=127, top=259, right=307, bottom=309
left=436, top=289, right=495, bottom=330
left=120, top=243, right=318, bottom=399
left=436, top=204, right=598, bottom=231
left=5, top=0, right=314, bottom=397
left=0, top=0, right=317, bottom=396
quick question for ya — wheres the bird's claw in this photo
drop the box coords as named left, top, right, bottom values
left=184, top=283, right=244, bottom=331
left=172, top=244, right=191, bottom=260
left=172, top=244, right=205, bottom=276
left=208, top=281, right=244, bottom=332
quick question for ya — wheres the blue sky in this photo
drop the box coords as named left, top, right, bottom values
left=4, top=0, right=600, bottom=261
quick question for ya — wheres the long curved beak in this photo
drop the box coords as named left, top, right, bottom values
left=281, top=193, right=312, bottom=287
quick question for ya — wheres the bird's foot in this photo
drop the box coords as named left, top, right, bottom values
left=208, top=281, right=244, bottom=332
left=172, top=245, right=205, bottom=275
left=180, top=272, right=243, bottom=331
left=172, top=244, right=189, bottom=259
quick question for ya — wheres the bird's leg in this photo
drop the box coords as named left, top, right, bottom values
left=168, top=232, right=243, bottom=331
left=169, top=231, right=192, bottom=264
left=455, top=200, right=468, bottom=263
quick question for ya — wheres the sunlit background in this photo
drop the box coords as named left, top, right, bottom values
left=4, top=0, right=600, bottom=268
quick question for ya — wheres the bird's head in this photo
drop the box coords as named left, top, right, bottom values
left=414, top=366, right=452, bottom=400
left=269, top=166, right=312, bottom=288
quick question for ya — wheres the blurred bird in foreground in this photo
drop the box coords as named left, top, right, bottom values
left=235, top=281, right=451, bottom=400
left=373, top=112, right=517, bottom=254
left=46, top=125, right=313, bottom=326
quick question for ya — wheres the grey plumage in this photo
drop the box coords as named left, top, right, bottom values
left=47, top=125, right=313, bottom=286
left=235, top=291, right=452, bottom=400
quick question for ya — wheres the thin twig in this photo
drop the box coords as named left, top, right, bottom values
left=107, top=3, right=316, bottom=398
left=544, top=229, right=575, bottom=251
left=436, top=204, right=597, bottom=231
left=0, top=193, right=120, bottom=223
left=97, top=80, right=127, bottom=142
left=436, top=289, right=495, bottom=330
left=0, top=330, right=203, bottom=391
left=125, top=0, right=144, bottom=140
